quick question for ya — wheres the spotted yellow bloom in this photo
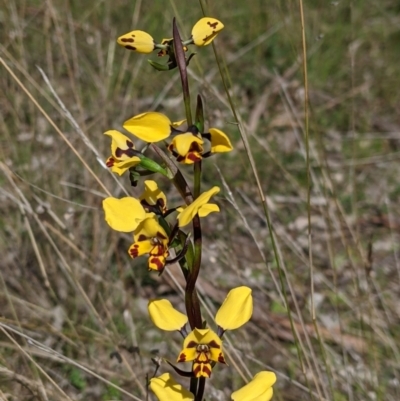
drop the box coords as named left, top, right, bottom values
left=123, top=112, right=232, bottom=164
left=231, top=371, right=277, bottom=401
left=117, top=30, right=155, bottom=53
left=128, top=214, right=169, bottom=271
left=168, top=132, right=204, bottom=164
left=104, top=130, right=141, bottom=176
left=177, top=187, right=220, bottom=227
left=148, top=286, right=253, bottom=377
left=103, top=196, right=170, bottom=271
left=191, top=18, right=224, bottom=46
left=177, top=328, right=225, bottom=378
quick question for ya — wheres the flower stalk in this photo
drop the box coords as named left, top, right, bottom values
left=101, top=15, right=277, bottom=401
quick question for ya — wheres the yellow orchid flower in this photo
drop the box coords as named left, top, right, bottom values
left=177, top=187, right=220, bottom=227
left=102, top=197, right=146, bottom=232
left=117, top=30, right=155, bottom=53
left=177, top=328, right=226, bottom=378
left=167, top=133, right=204, bottom=164
left=128, top=214, right=169, bottom=271
left=150, top=373, right=194, bottom=401
left=104, top=130, right=141, bottom=176
left=139, top=180, right=167, bottom=214
left=148, top=286, right=253, bottom=377
left=231, top=371, right=277, bottom=401
left=103, top=197, right=170, bottom=271
left=191, top=17, right=224, bottom=47
left=123, top=112, right=185, bottom=143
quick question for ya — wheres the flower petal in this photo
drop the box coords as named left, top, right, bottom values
left=177, top=187, right=220, bottom=227
left=117, top=30, right=155, bottom=54
left=215, top=286, right=253, bottom=331
left=150, top=373, right=194, bottom=401
left=128, top=239, right=154, bottom=258
left=109, top=157, right=141, bottom=176
left=148, top=254, right=168, bottom=271
left=170, top=133, right=204, bottom=157
left=209, top=128, right=233, bottom=153
left=177, top=347, right=197, bottom=363
left=104, top=130, right=135, bottom=158
left=198, top=203, right=220, bottom=218
left=134, top=215, right=168, bottom=243
left=148, top=299, right=188, bottom=331
left=140, top=180, right=167, bottom=213
left=231, top=371, right=276, bottom=401
left=123, top=112, right=173, bottom=142
left=103, top=197, right=146, bottom=232
left=191, top=18, right=224, bottom=46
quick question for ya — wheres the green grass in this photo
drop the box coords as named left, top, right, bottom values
left=1, top=0, right=400, bottom=400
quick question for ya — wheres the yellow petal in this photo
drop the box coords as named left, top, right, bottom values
left=117, top=30, right=155, bottom=54
left=150, top=373, right=194, bottom=401
left=104, top=130, right=135, bottom=158
left=191, top=17, right=224, bottom=46
left=148, top=299, right=188, bottom=331
left=181, top=328, right=222, bottom=349
left=109, top=157, right=141, bottom=176
left=177, top=347, right=197, bottom=363
left=123, top=112, right=173, bottom=142
left=198, top=203, right=220, bottom=218
left=231, top=371, right=277, bottom=401
left=128, top=239, right=154, bottom=258
left=177, top=187, right=220, bottom=227
left=103, top=197, right=146, bottom=232
left=134, top=215, right=168, bottom=244
left=148, top=253, right=168, bottom=271
left=171, top=119, right=186, bottom=128
left=140, top=180, right=167, bottom=212
left=170, top=133, right=203, bottom=157
left=209, top=128, right=233, bottom=153
left=215, top=286, right=253, bottom=331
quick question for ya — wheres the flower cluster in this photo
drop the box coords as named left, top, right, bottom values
left=103, top=182, right=220, bottom=272
left=117, top=18, right=224, bottom=70
left=101, top=15, right=277, bottom=401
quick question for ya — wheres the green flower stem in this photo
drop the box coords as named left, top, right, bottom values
left=172, top=18, right=202, bottom=330
left=193, top=161, right=202, bottom=199
left=185, top=214, right=202, bottom=329
left=151, top=142, right=201, bottom=329
left=194, top=95, right=204, bottom=198
left=173, top=18, right=192, bottom=126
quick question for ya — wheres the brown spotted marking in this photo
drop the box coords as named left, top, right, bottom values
left=208, top=340, right=220, bottom=349
left=149, top=256, right=164, bottom=271
left=207, top=21, right=219, bottom=30
left=106, top=157, right=115, bottom=167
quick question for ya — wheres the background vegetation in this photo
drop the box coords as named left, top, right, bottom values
left=1, top=0, right=400, bottom=400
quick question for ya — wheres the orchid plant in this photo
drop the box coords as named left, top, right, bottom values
left=102, top=16, right=276, bottom=401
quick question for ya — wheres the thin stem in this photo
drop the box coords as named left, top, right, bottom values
left=173, top=18, right=192, bottom=126
left=193, top=161, right=202, bottom=199
left=195, top=378, right=206, bottom=401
